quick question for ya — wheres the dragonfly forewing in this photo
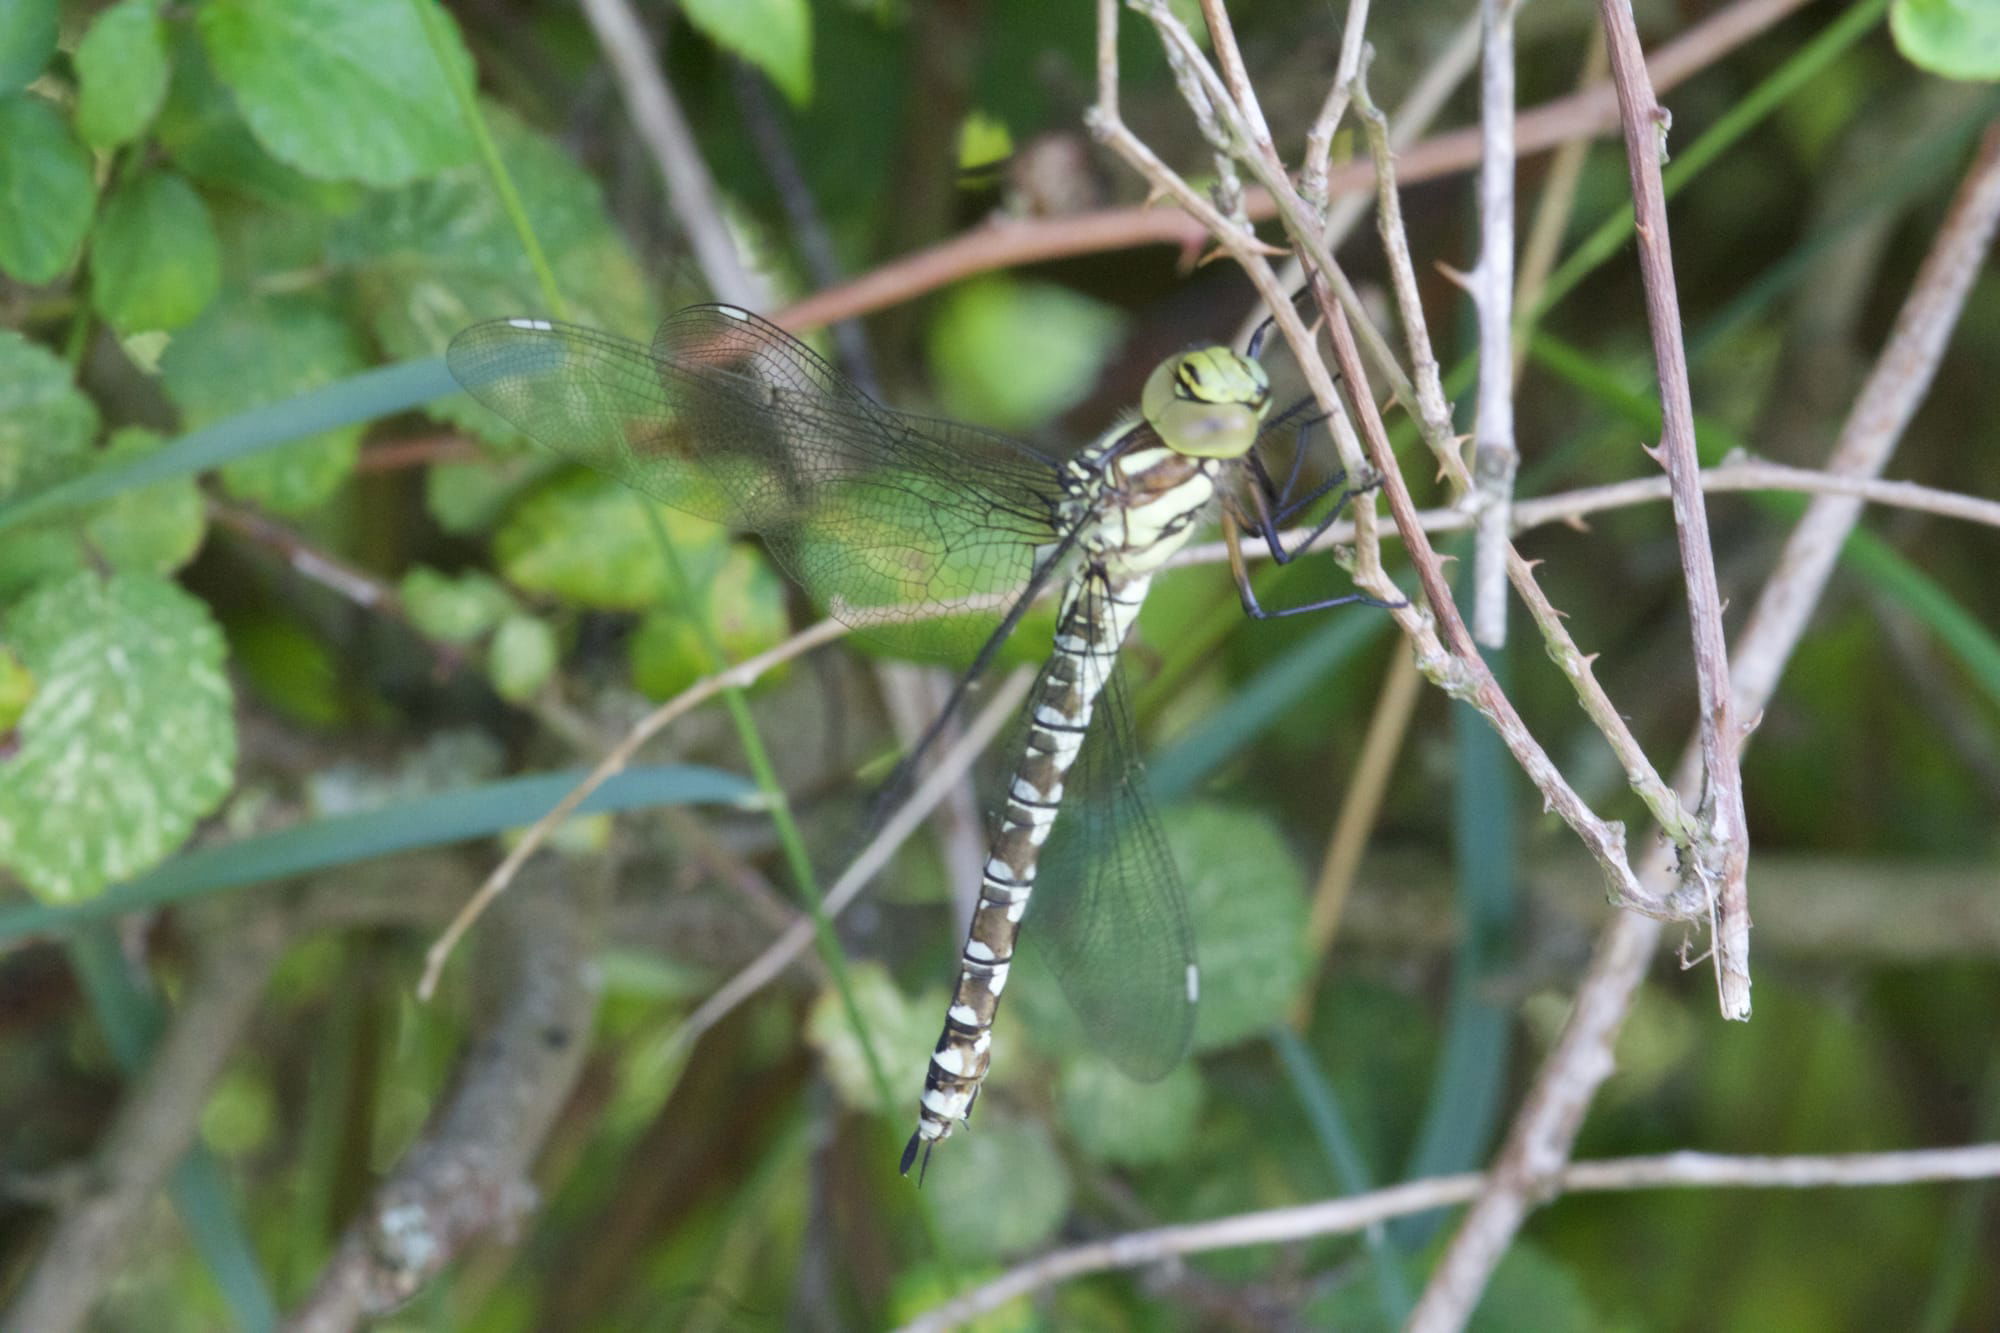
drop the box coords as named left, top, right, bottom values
left=447, top=306, right=1069, bottom=664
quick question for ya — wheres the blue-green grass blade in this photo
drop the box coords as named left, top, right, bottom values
left=0, top=357, right=455, bottom=533
left=1396, top=664, right=1517, bottom=1247
left=1148, top=609, right=1390, bottom=804
left=1269, top=1025, right=1413, bottom=1321
left=0, top=763, right=755, bottom=943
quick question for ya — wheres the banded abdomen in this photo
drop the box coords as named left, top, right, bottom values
left=900, top=437, right=1218, bottom=1175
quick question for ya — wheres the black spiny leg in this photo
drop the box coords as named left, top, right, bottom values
left=1228, top=440, right=1402, bottom=619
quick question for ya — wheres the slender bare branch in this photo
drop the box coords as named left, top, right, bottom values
left=418, top=617, right=848, bottom=997
left=658, top=669, right=1034, bottom=1066
left=1409, top=118, right=2000, bottom=1333
left=288, top=863, right=605, bottom=1331
left=1598, top=0, right=1755, bottom=1019
left=1300, top=0, right=1373, bottom=212
left=1470, top=0, right=1521, bottom=648
left=578, top=0, right=770, bottom=310
left=896, top=1143, right=2000, bottom=1331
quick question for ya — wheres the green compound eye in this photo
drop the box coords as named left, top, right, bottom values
left=1142, top=347, right=1272, bottom=458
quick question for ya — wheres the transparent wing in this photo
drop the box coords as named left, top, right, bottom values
left=447, top=306, right=1068, bottom=662
left=1027, top=578, right=1196, bottom=1082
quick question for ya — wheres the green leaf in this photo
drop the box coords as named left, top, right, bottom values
left=0, top=95, right=96, bottom=284
left=0, top=646, right=31, bottom=731
left=682, top=0, right=814, bottom=105
left=0, top=0, right=57, bottom=94
left=488, top=613, right=557, bottom=703
left=159, top=292, right=366, bottom=513
left=0, top=572, right=235, bottom=903
left=0, top=329, right=99, bottom=499
left=0, top=428, right=208, bottom=600
left=927, top=276, right=1125, bottom=430
left=197, top=0, right=476, bottom=186
left=1058, top=1051, right=1204, bottom=1166
left=229, top=614, right=342, bottom=727
left=75, top=0, right=170, bottom=149
left=399, top=566, right=516, bottom=644
left=157, top=27, right=356, bottom=211
left=332, top=103, right=653, bottom=443
left=923, top=1118, right=1071, bottom=1258
left=1172, top=803, right=1309, bottom=1051
left=1892, top=0, right=2000, bottom=79
left=802, top=961, right=940, bottom=1115
left=493, top=471, right=730, bottom=610
left=91, top=170, right=221, bottom=334
left=629, top=547, right=790, bottom=698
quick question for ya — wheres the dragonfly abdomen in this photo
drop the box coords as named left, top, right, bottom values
left=902, top=440, right=1224, bottom=1177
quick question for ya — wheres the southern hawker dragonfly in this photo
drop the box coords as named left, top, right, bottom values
left=447, top=304, right=1373, bottom=1178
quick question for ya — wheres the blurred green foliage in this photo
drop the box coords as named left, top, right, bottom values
left=0, top=1, right=1997, bottom=1330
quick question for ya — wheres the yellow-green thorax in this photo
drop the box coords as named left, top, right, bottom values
left=1140, top=346, right=1272, bottom=459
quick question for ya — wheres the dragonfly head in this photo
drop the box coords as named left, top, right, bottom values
left=1142, top=347, right=1272, bottom=459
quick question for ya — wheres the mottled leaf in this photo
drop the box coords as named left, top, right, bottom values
left=0, top=428, right=207, bottom=600
left=159, top=292, right=366, bottom=513
left=197, top=0, right=475, bottom=185
left=0, top=330, right=98, bottom=500
left=75, top=0, right=170, bottom=149
left=91, top=170, right=221, bottom=334
left=0, top=96, right=96, bottom=284
left=0, top=572, right=235, bottom=903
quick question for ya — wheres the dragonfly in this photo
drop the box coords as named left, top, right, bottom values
left=447, top=304, right=1373, bottom=1179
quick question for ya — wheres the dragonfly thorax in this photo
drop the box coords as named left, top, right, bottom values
left=1141, top=346, right=1272, bottom=459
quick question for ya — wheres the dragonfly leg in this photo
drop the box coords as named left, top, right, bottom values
left=1227, top=465, right=1404, bottom=619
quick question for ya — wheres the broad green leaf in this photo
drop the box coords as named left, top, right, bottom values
left=927, top=276, right=1125, bottom=430
left=197, top=0, right=475, bottom=186
left=488, top=613, right=557, bottom=703
left=422, top=454, right=553, bottom=535
left=493, top=471, right=729, bottom=611
left=0, top=0, right=57, bottom=94
left=1058, top=1051, right=1204, bottom=1166
left=802, top=961, right=940, bottom=1115
left=332, top=104, right=652, bottom=443
left=682, top=0, right=813, bottom=105
left=0, top=428, right=207, bottom=600
left=160, top=292, right=366, bottom=513
left=91, top=171, right=221, bottom=334
left=0, top=95, right=96, bottom=284
left=157, top=28, right=356, bottom=211
left=0, top=330, right=99, bottom=498
left=0, top=572, right=235, bottom=903
left=924, top=1119, right=1071, bottom=1258
left=399, top=566, right=516, bottom=644
left=1172, top=803, right=1309, bottom=1051
left=75, top=0, right=170, bottom=149
left=1892, top=0, right=2000, bottom=79
left=629, top=547, right=789, bottom=698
